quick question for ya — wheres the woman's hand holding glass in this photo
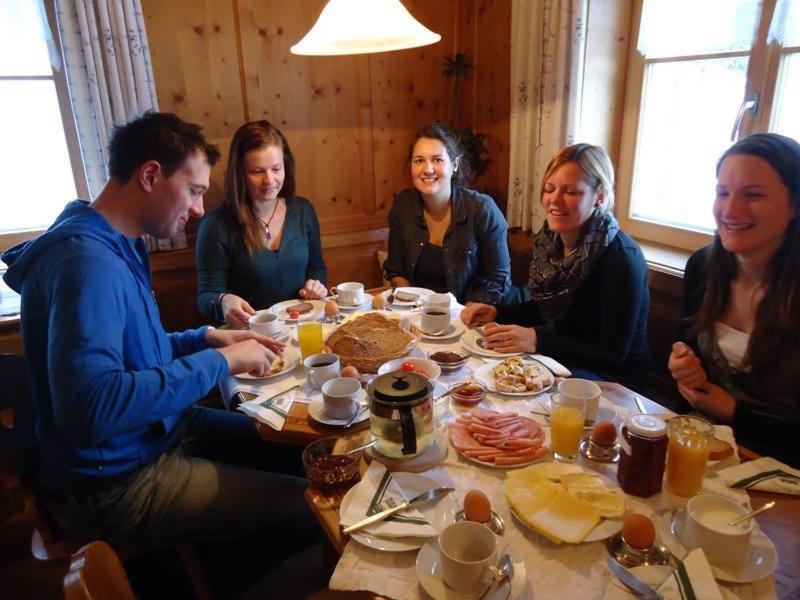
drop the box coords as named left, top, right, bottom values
left=299, top=279, right=327, bottom=300
left=220, top=293, right=257, bottom=329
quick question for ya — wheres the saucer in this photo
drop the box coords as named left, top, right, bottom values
left=331, top=293, right=374, bottom=311
left=416, top=537, right=529, bottom=600
left=660, top=509, right=777, bottom=583
left=307, top=393, right=369, bottom=427
left=265, top=323, right=291, bottom=342
left=602, top=565, right=740, bottom=600
left=414, top=318, right=467, bottom=341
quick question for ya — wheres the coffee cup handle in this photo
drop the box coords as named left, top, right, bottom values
left=330, top=287, right=338, bottom=296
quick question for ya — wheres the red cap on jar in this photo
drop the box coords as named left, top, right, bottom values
left=625, top=414, right=666, bottom=438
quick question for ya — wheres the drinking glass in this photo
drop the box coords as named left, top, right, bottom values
left=550, top=393, right=586, bottom=462
left=297, top=321, right=323, bottom=360
left=665, top=415, right=714, bottom=497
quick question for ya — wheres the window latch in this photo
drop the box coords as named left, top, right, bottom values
left=730, top=92, right=759, bottom=141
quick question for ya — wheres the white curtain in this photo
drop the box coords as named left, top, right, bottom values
left=55, top=0, right=158, bottom=198
left=507, top=0, right=587, bottom=231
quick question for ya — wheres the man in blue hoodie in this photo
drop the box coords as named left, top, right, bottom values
left=1, top=113, right=320, bottom=569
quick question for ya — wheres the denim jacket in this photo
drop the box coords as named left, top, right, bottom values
left=383, top=186, right=510, bottom=304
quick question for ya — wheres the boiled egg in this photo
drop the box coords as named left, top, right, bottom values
left=341, top=365, right=360, bottom=380
left=372, top=293, right=387, bottom=309
left=590, top=421, right=617, bottom=448
left=324, top=299, right=340, bottom=317
left=621, top=513, right=656, bottom=550
left=463, top=489, right=492, bottom=524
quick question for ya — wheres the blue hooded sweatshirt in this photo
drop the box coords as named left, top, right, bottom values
left=2, top=201, right=228, bottom=491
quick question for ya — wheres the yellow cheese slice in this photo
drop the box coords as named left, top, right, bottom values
left=525, top=488, right=601, bottom=543
left=503, top=479, right=560, bottom=518
left=566, top=485, right=627, bottom=518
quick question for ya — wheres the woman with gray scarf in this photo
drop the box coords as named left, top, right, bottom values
left=461, top=144, right=651, bottom=389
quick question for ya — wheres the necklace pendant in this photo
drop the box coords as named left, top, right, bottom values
left=265, top=226, right=271, bottom=241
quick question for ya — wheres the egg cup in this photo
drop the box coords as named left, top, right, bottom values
left=606, top=532, right=672, bottom=568
left=454, top=510, right=506, bottom=536
left=579, top=436, right=621, bottom=463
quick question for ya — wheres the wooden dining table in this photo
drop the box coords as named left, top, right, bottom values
left=242, top=378, right=799, bottom=599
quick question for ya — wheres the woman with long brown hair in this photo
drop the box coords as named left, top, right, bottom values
left=196, top=121, right=327, bottom=328
left=668, top=133, right=800, bottom=466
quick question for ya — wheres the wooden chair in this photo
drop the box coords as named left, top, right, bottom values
left=63, top=540, right=134, bottom=600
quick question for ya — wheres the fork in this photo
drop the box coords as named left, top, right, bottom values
left=386, top=284, right=397, bottom=304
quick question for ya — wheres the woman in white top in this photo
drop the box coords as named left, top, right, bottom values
left=668, top=133, right=800, bottom=467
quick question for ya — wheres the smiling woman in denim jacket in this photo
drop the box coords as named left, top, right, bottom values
left=382, top=122, right=510, bottom=305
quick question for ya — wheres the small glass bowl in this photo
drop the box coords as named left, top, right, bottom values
left=426, top=349, right=469, bottom=374
left=302, top=436, right=362, bottom=490
left=450, top=379, right=488, bottom=406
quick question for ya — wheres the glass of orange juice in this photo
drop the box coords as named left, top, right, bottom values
left=550, top=393, right=586, bottom=462
left=297, top=321, right=323, bottom=360
left=665, top=415, right=714, bottom=497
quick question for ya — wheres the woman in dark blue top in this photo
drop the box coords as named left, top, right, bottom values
left=383, top=122, right=510, bottom=305
left=196, top=121, right=327, bottom=328
left=461, top=144, right=650, bottom=388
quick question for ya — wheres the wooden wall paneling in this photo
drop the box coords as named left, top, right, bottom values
left=322, top=228, right=390, bottom=290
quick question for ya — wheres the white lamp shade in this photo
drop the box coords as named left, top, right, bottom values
left=290, top=0, right=441, bottom=56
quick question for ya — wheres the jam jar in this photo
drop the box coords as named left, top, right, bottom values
left=617, top=414, right=668, bottom=497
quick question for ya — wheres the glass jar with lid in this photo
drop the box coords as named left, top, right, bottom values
left=617, top=414, right=668, bottom=497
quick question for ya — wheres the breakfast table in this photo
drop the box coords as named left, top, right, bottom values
left=223, top=293, right=798, bottom=600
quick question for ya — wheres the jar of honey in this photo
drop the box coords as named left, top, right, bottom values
left=617, top=414, right=668, bottom=497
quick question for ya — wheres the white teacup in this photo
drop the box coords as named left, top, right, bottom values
left=439, top=521, right=498, bottom=593
left=330, top=282, right=365, bottom=307
left=421, top=292, right=450, bottom=311
left=420, top=308, right=450, bottom=335
left=248, top=310, right=282, bottom=337
left=683, top=494, right=754, bottom=568
left=321, top=377, right=361, bottom=420
left=304, top=353, right=341, bottom=390
left=558, top=378, right=601, bottom=423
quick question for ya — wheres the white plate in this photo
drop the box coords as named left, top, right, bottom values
left=460, top=329, right=522, bottom=359
left=416, top=537, right=530, bottom=600
left=660, top=509, right=777, bottom=583
left=449, top=415, right=551, bottom=470
left=603, top=565, right=740, bottom=600
left=269, top=299, right=325, bottom=322
left=473, top=361, right=555, bottom=397
left=307, top=393, right=369, bottom=427
left=233, top=346, right=301, bottom=380
left=411, top=316, right=467, bottom=341
left=330, top=293, right=374, bottom=311
left=389, top=286, right=435, bottom=307
left=339, top=472, right=457, bottom=552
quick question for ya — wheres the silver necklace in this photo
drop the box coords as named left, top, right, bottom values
left=258, top=199, right=280, bottom=241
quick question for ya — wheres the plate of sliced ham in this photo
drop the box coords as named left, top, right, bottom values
left=448, top=407, right=551, bottom=468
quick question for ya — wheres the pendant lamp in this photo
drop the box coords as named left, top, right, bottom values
left=290, top=0, right=441, bottom=56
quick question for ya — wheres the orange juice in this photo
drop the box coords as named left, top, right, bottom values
left=665, top=416, right=713, bottom=497
left=550, top=405, right=585, bottom=461
left=297, top=321, right=323, bottom=359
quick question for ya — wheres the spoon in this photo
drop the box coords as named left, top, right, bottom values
left=482, top=553, right=514, bottom=599
left=343, top=403, right=369, bottom=428
left=728, top=500, right=776, bottom=526
left=342, top=438, right=378, bottom=456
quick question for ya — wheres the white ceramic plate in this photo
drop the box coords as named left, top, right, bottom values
left=449, top=415, right=551, bottom=470
left=307, top=393, right=369, bottom=427
left=269, top=299, right=325, bottom=322
left=411, top=316, right=467, bottom=341
left=389, top=286, right=435, bottom=307
left=416, top=537, right=531, bottom=600
left=339, top=472, right=457, bottom=552
left=233, top=346, right=301, bottom=380
left=473, top=361, right=555, bottom=397
left=330, top=293, right=374, bottom=311
left=460, top=329, right=522, bottom=358
left=660, top=509, right=777, bottom=583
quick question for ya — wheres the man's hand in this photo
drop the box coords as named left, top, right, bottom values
left=220, top=293, right=257, bottom=329
left=482, top=322, right=537, bottom=354
left=677, top=382, right=736, bottom=423
left=216, top=339, right=278, bottom=376
left=299, top=279, right=327, bottom=300
left=460, top=303, right=497, bottom=326
left=205, top=328, right=285, bottom=355
left=668, top=341, right=708, bottom=389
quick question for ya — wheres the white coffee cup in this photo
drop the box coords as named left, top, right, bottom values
left=683, top=494, right=754, bottom=567
left=321, top=377, right=361, bottom=420
left=439, top=521, right=498, bottom=593
left=422, top=292, right=450, bottom=311
left=558, top=378, right=601, bottom=423
left=304, top=353, right=341, bottom=390
left=420, top=307, right=450, bottom=335
left=248, top=310, right=282, bottom=336
left=330, top=282, right=365, bottom=307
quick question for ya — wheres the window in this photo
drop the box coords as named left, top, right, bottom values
left=0, top=0, right=87, bottom=253
left=617, top=0, right=800, bottom=251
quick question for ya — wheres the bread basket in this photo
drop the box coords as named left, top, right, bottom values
left=323, top=313, right=420, bottom=373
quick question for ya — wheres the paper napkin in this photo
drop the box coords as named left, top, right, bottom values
left=237, top=386, right=297, bottom=431
left=338, top=461, right=437, bottom=539
left=527, top=353, right=571, bottom=377
left=657, top=548, right=723, bottom=600
left=718, top=456, right=800, bottom=495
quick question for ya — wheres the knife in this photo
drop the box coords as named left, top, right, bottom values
left=606, top=556, right=664, bottom=600
left=342, top=487, right=454, bottom=535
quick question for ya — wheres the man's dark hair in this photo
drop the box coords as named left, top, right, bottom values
left=108, top=111, right=220, bottom=183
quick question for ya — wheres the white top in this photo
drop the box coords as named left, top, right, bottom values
left=714, top=321, right=750, bottom=370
